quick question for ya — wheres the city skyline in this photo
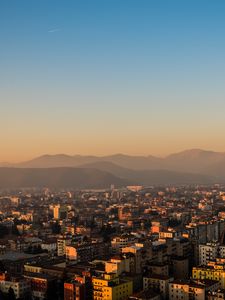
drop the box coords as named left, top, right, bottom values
left=1, top=0, right=225, bottom=161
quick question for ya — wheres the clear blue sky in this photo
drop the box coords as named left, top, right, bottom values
left=1, top=0, right=225, bottom=161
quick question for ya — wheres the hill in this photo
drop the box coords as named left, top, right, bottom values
left=8, top=149, right=225, bottom=177
left=1, top=149, right=225, bottom=187
left=0, top=167, right=129, bottom=189
left=78, top=161, right=217, bottom=185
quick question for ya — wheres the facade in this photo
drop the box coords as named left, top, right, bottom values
left=147, top=263, right=169, bottom=277
left=53, top=205, right=67, bottom=220
left=192, top=262, right=225, bottom=288
left=105, top=256, right=134, bottom=275
left=143, top=274, right=173, bottom=300
left=172, top=256, right=189, bottom=279
left=169, top=279, right=220, bottom=300
left=207, top=290, right=225, bottom=299
left=41, top=239, right=57, bottom=253
left=66, top=242, right=106, bottom=262
left=111, top=235, right=136, bottom=253
left=24, top=273, right=56, bottom=300
left=0, top=273, right=30, bottom=299
left=64, top=281, right=85, bottom=300
left=169, top=281, right=205, bottom=300
left=199, top=243, right=225, bottom=265
left=122, top=243, right=151, bottom=274
left=66, top=245, right=77, bottom=261
left=92, top=273, right=133, bottom=300
left=57, top=238, right=71, bottom=256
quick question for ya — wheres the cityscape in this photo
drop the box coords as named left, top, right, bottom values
left=1, top=1, right=225, bottom=299
left=0, top=183, right=225, bottom=299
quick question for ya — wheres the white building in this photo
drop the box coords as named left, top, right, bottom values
left=199, top=243, right=225, bottom=265
left=41, top=239, right=57, bottom=253
left=111, top=235, right=136, bottom=253
left=0, top=273, right=30, bottom=299
left=143, top=275, right=173, bottom=300
left=169, top=281, right=205, bottom=300
left=57, top=238, right=71, bottom=256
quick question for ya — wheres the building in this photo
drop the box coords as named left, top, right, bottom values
left=105, top=255, right=134, bottom=275
left=64, top=280, right=85, bottom=300
left=199, top=243, right=225, bottom=265
left=66, top=246, right=78, bottom=261
left=0, top=272, right=30, bottom=299
left=169, top=279, right=220, bottom=300
left=207, top=289, right=225, bottom=300
left=126, top=186, right=143, bottom=192
left=172, top=256, right=189, bottom=280
left=66, top=242, right=107, bottom=262
left=41, top=238, right=57, bottom=253
left=143, top=274, right=173, bottom=300
left=192, top=261, right=225, bottom=288
left=159, top=229, right=180, bottom=239
left=199, top=243, right=219, bottom=265
left=147, top=262, right=169, bottom=277
left=24, top=272, right=57, bottom=300
left=57, top=238, right=71, bottom=256
left=169, top=280, right=205, bottom=300
left=129, top=289, right=161, bottom=300
left=53, top=204, right=67, bottom=220
left=111, top=235, right=137, bottom=254
left=122, top=242, right=151, bottom=274
left=92, top=273, right=133, bottom=300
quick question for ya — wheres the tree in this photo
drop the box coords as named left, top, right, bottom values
left=0, top=290, right=6, bottom=300
left=51, top=221, right=61, bottom=234
left=11, top=224, right=20, bottom=236
left=168, top=218, right=181, bottom=228
left=44, top=282, right=58, bottom=300
left=0, top=225, right=9, bottom=238
left=100, top=224, right=116, bottom=242
left=0, top=261, right=6, bottom=272
left=7, top=287, right=16, bottom=300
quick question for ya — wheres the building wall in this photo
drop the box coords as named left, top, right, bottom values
left=92, top=274, right=133, bottom=300
left=0, top=279, right=30, bottom=299
left=192, top=266, right=225, bottom=288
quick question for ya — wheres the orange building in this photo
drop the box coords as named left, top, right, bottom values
left=64, top=281, right=85, bottom=300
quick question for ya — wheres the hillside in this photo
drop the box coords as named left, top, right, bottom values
left=0, top=167, right=129, bottom=189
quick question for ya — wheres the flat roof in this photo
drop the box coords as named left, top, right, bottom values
left=0, top=251, right=47, bottom=261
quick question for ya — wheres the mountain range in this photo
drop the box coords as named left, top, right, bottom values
left=0, top=149, right=225, bottom=188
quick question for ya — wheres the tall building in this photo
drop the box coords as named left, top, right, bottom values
left=53, top=204, right=67, bottom=220
left=199, top=243, right=225, bottom=265
left=143, top=275, right=173, bottom=300
left=57, top=238, right=71, bottom=256
left=64, top=281, right=85, bottom=300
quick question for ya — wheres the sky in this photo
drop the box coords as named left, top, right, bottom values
left=1, top=0, right=225, bottom=162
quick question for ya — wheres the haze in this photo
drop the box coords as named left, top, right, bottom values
left=1, top=1, right=225, bottom=162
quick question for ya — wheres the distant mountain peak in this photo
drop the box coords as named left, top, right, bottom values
left=166, top=148, right=220, bottom=159
left=39, top=153, right=72, bottom=158
left=1, top=149, right=225, bottom=180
